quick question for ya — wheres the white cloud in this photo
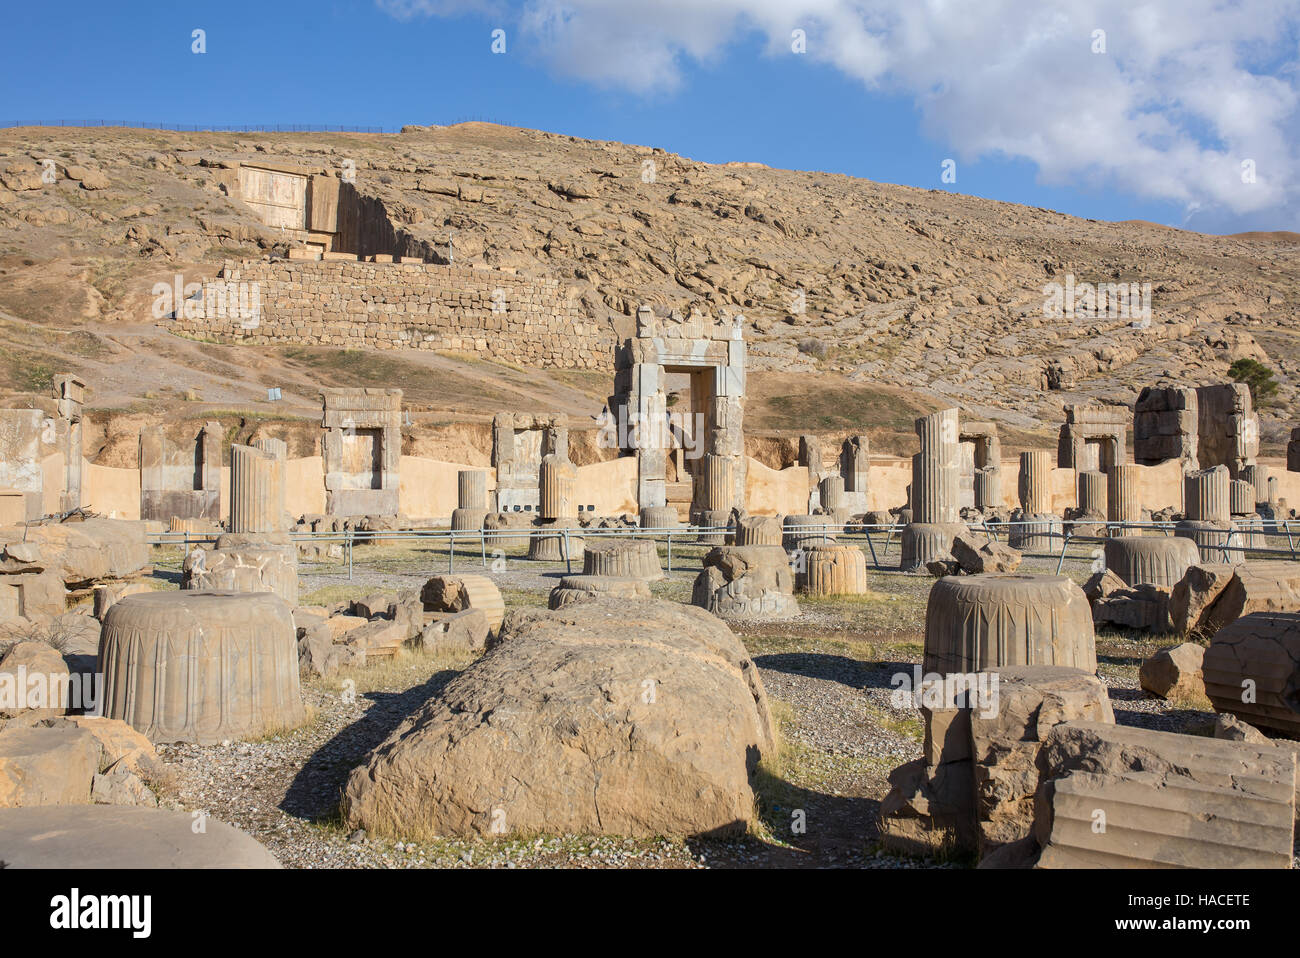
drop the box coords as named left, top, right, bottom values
left=380, top=0, right=1300, bottom=229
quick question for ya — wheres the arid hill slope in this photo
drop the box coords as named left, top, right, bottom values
left=0, top=122, right=1296, bottom=453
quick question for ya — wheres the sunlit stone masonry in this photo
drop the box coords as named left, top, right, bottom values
left=901, top=409, right=966, bottom=572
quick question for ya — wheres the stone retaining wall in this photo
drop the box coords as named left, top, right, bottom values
left=172, top=259, right=610, bottom=370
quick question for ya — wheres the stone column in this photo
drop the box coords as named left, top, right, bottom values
left=1241, top=464, right=1269, bottom=505
left=457, top=470, right=488, bottom=511
left=252, top=438, right=287, bottom=530
left=700, top=454, right=736, bottom=512
left=1107, top=463, right=1142, bottom=534
left=230, top=444, right=283, bottom=534
left=840, top=436, right=869, bottom=493
left=1185, top=466, right=1230, bottom=522
left=539, top=454, right=578, bottom=520
left=1229, top=480, right=1255, bottom=517
left=911, top=409, right=959, bottom=525
left=1018, top=451, right=1053, bottom=515
left=1077, top=470, right=1107, bottom=518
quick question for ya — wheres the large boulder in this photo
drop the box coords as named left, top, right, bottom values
left=1169, top=563, right=1238, bottom=634
left=1138, top=642, right=1205, bottom=700
left=344, top=598, right=775, bottom=840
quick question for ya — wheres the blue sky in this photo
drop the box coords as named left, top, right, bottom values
left=3, top=0, right=1297, bottom=233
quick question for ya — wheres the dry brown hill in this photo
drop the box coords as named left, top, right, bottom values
left=0, top=122, right=1296, bottom=457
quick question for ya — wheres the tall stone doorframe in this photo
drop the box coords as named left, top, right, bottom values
left=610, top=306, right=746, bottom=522
left=53, top=375, right=85, bottom=513
left=959, top=422, right=1001, bottom=511
left=492, top=413, right=567, bottom=513
left=1057, top=404, right=1128, bottom=473
left=321, top=388, right=402, bottom=516
left=139, top=422, right=223, bottom=521
left=1134, top=384, right=1258, bottom=477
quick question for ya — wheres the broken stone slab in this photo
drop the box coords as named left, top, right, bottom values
left=1091, top=583, right=1172, bottom=633
left=0, top=520, right=151, bottom=587
left=0, top=724, right=101, bottom=807
left=0, top=805, right=282, bottom=868
left=1032, top=721, right=1297, bottom=868
left=1203, top=611, right=1300, bottom=736
left=1190, top=562, right=1300, bottom=637
left=1082, top=568, right=1126, bottom=604
left=418, top=608, right=489, bottom=653
left=0, top=641, right=71, bottom=719
left=969, top=666, right=1114, bottom=857
left=951, top=534, right=1022, bottom=575
left=1169, top=563, right=1239, bottom=635
left=880, top=664, right=1113, bottom=859
left=91, top=767, right=158, bottom=807
left=1138, top=642, right=1205, bottom=700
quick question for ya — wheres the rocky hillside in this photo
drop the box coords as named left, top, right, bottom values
left=0, top=122, right=1296, bottom=450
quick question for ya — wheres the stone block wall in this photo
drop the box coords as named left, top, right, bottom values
left=172, top=259, right=609, bottom=370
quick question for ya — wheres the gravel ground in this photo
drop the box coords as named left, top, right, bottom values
left=146, top=540, right=1285, bottom=868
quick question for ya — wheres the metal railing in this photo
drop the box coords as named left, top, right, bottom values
left=149, top=517, right=1300, bottom=580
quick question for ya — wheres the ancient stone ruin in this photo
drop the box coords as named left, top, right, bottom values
left=322, top=388, right=402, bottom=517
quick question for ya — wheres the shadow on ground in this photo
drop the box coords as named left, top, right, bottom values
left=280, top=669, right=461, bottom=823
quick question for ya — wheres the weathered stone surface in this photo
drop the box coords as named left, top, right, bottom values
left=1092, top=583, right=1172, bottom=633
left=343, top=598, right=775, bottom=840
left=692, top=545, right=799, bottom=620
left=923, top=575, right=1097, bottom=674
left=418, top=608, right=489, bottom=653
left=798, top=544, right=868, bottom=595
left=548, top=574, right=651, bottom=609
left=1169, top=563, right=1239, bottom=635
left=1082, top=568, right=1126, bottom=603
left=0, top=520, right=150, bottom=587
left=1138, top=642, right=1205, bottom=700
left=420, top=574, right=505, bottom=636
left=91, top=768, right=158, bottom=807
left=1032, top=721, right=1297, bottom=868
left=0, top=805, right=282, bottom=868
left=901, top=521, right=966, bottom=572
left=733, top=514, right=783, bottom=546
left=880, top=665, right=1112, bottom=859
left=182, top=543, right=299, bottom=605
left=0, top=640, right=72, bottom=719
left=951, top=534, right=1022, bottom=575
left=1203, top=611, right=1300, bottom=736
left=1199, top=562, right=1300, bottom=634
left=1102, top=535, right=1200, bottom=589
left=1213, top=712, right=1269, bottom=744
left=99, top=591, right=305, bottom=744
left=969, top=666, right=1113, bottom=855
left=581, top=538, right=664, bottom=580
left=0, top=725, right=100, bottom=807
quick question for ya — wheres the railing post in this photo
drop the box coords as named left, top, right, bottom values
left=448, top=530, right=456, bottom=573
left=666, top=529, right=673, bottom=572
